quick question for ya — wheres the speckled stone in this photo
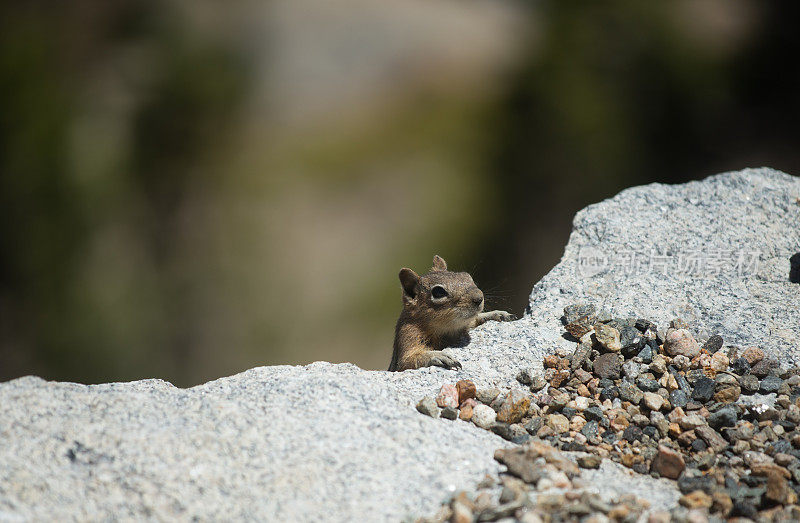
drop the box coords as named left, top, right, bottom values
left=417, top=396, right=440, bottom=417
left=472, top=404, right=498, bottom=429
left=577, top=454, right=602, bottom=469
left=740, top=374, right=760, bottom=393
left=571, top=344, right=592, bottom=371
left=663, top=329, right=701, bottom=359
left=594, top=353, right=622, bottom=380
left=692, top=377, right=715, bottom=403
left=436, top=383, right=459, bottom=408
left=710, top=352, right=729, bottom=372
left=593, top=323, right=622, bottom=353
left=742, top=347, right=765, bottom=365
left=477, top=388, right=501, bottom=405
left=441, top=406, right=459, bottom=420
left=643, top=392, right=665, bottom=411
left=563, top=303, right=597, bottom=326
left=496, top=390, right=531, bottom=424
left=547, top=414, right=570, bottom=434
left=751, top=358, right=781, bottom=378
left=618, top=382, right=643, bottom=405
left=702, top=335, right=724, bottom=353
left=651, top=445, right=685, bottom=479
left=761, top=375, right=783, bottom=394
left=730, top=358, right=751, bottom=375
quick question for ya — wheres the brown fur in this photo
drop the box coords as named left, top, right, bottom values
left=388, top=255, right=515, bottom=371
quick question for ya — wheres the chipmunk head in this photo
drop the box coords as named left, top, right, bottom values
left=398, top=255, right=484, bottom=333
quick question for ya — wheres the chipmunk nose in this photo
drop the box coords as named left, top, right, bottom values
left=471, top=292, right=484, bottom=306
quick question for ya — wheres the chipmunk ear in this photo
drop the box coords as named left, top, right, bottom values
left=431, top=255, right=447, bottom=272
left=399, top=268, right=420, bottom=299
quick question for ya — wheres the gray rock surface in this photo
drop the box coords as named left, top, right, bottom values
left=0, top=367, right=511, bottom=521
left=459, top=167, right=800, bottom=382
left=1, top=167, right=797, bottom=520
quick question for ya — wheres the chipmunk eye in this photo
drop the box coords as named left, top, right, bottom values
left=431, top=285, right=448, bottom=299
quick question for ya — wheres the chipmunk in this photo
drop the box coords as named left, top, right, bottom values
left=388, top=255, right=515, bottom=371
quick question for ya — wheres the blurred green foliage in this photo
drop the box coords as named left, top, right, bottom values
left=1, top=1, right=798, bottom=386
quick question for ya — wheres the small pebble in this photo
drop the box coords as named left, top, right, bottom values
left=672, top=354, right=691, bottom=370
left=679, top=490, right=712, bottom=509
left=709, top=352, right=729, bottom=372
left=622, top=425, right=643, bottom=442
left=547, top=414, right=570, bottom=433
left=441, top=406, right=459, bottom=420
left=529, top=376, right=547, bottom=392
left=740, top=374, right=760, bottom=393
left=638, top=346, right=654, bottom=364
left=650, top=355, right=668, bottom=375
left=593, top=353, right=622, bottom=380
left=692, top=377, right=715, bottom=403
left=563, top=303, right=596, bottom=325
left=472, top=404, right=497, bottom=429
left=751, top=357, right=780, bottom=377
left=636, top=377, right=660, bottom=392
left=459, top=399, right=477, bottom=420
left=730, top=357, right=751, bottom=375
left=496, top=390, right=531, bottom=424
left=577, top=454, right=602, bottom=469
left=713, top=384, right=740, bottom=403
left=702, top=334, right=724, bottom=353
left=663, top=329, right=701, bottom=358
left=573, top=396, right=590, bottom=411
left=761, top=375, right=783, bottom=394
left=436, top=384, right=459, bottom=408
left=679, top=414, right=705, bottom=430
left=642, top=392, right=664, bottom=411
left=670, top=389, right=689, bottom=409
left=416, top=397, right=439, bottom=418
left=593, top=324, right=622, bottom=352
left=708, top=406, right=737, bottom=429
left=456, top=380, right=477, bottom=404
left=476, top=388, right=501, bottom=405
left=516, top=368, right=536, bottom=385
left=490, top=422, right=529, bottom=444
left=741, top=347, right=765, bottom=365
left=622, top=361, right=642, bottom=380
left=571, top=345, right=592, bottom=371
left=583, top=406, right=604, bottom=422
left=618, top=382, right=643, bottom=405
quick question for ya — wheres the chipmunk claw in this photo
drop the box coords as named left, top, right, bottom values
left=486, top=310, right=516, bottom=322
left=430, top=352, right=462, bottom=370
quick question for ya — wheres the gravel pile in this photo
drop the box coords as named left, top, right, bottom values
left=422, top=441, right=653, bottom=523
left=417, top=305, right=800, bottom=521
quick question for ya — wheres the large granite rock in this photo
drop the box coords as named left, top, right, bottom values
left=551, top=167, right=799, bottom=355
left=0, top=368, right=507, bottom=521
left=462, top=167, right=800, bottom=382
left=1, top=168, right=797, bottom=520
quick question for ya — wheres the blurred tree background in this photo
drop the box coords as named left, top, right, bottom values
left=1, top=0, right=798, bottom=387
